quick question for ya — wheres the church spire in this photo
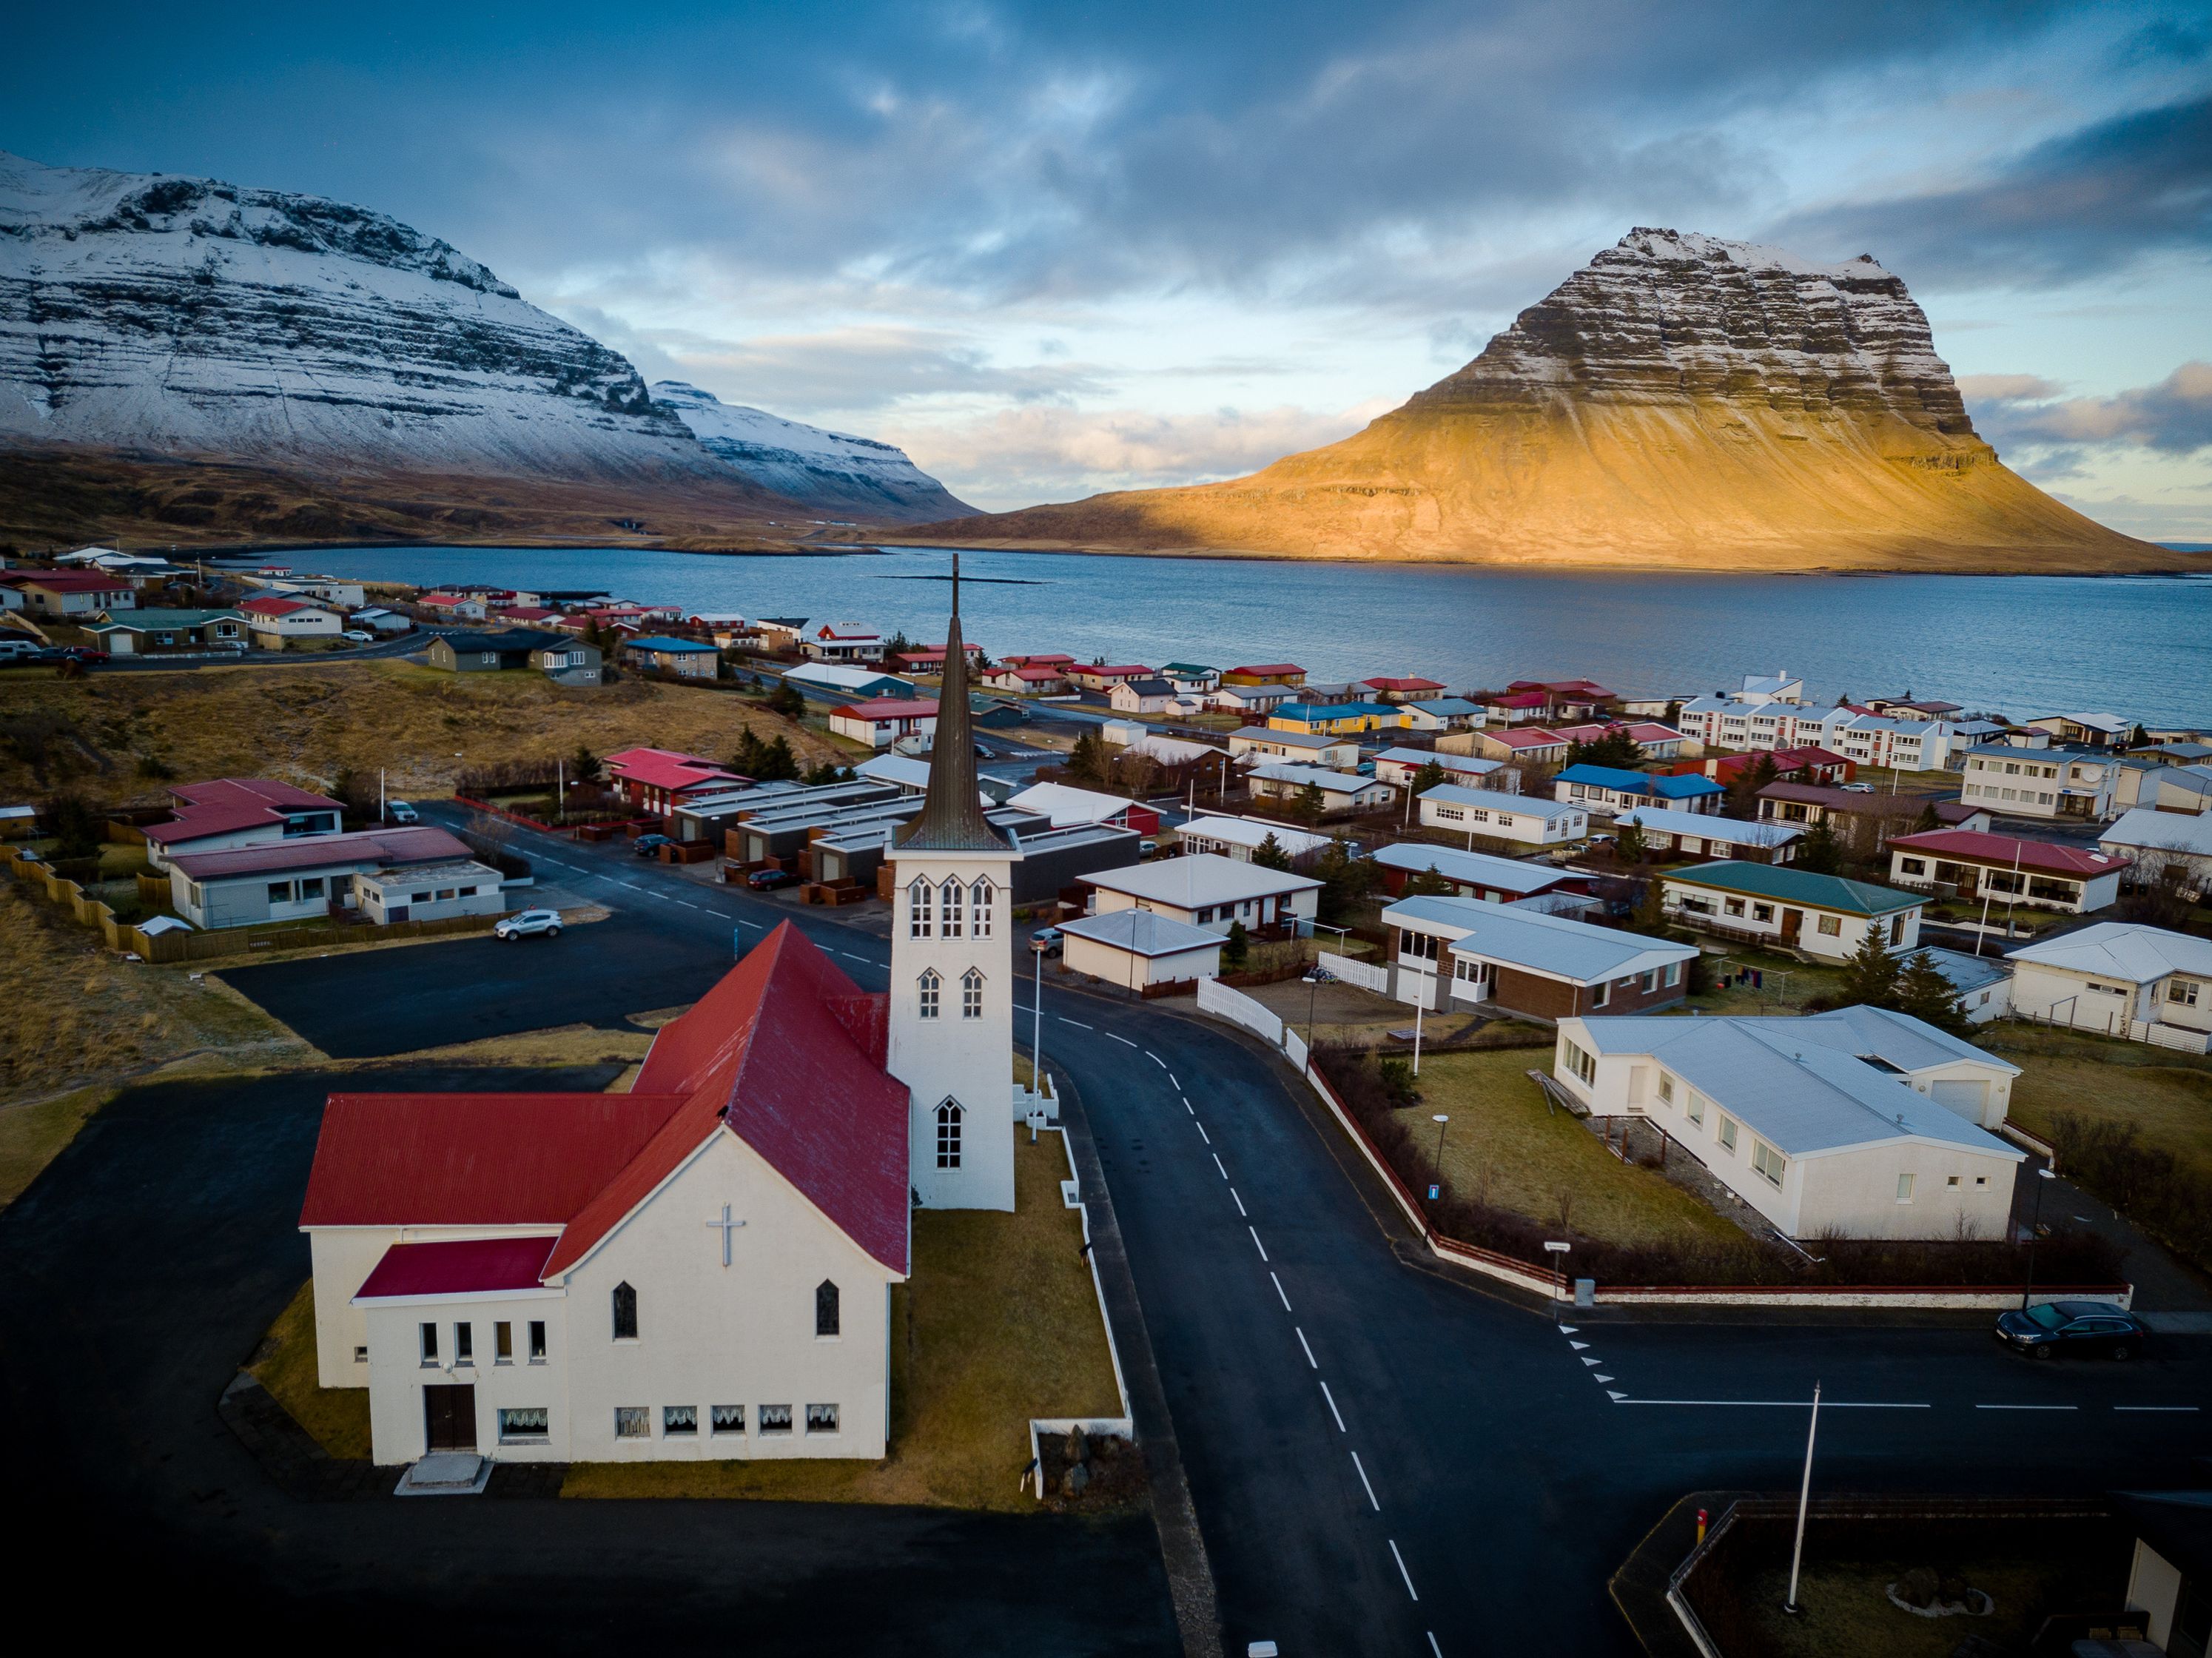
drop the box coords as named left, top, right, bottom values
left=893, top=555, right=1009, bottom=853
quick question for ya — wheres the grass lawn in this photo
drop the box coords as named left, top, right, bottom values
left=562, top=1124, right=1123, bottom=1508
left=1683, top=947, right=1847, bottom=1015
left=1986, top=1028, right=2212, bottom=1182
left=0, top=1086, right=110, bottom=1207
left=251, top=1279, right=374, bottom=1461
left=1402, top=1049, right=1756, bottom=1253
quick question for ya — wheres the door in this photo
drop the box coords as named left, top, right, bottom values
left=424, top=1384, right=477, bottom=1451
left=1780, top=908, right=1803, bottom=944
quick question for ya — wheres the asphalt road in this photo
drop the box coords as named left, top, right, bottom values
left=0, top=1065, right=1175, bottom=1651
left=209, top=806, right=2212, bottom=1655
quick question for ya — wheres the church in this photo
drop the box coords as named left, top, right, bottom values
left=299, top=568, right=1022, bottom=1466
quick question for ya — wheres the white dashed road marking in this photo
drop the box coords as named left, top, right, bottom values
left=1351, top=1450, right=1380, bottom=1512
left=1106, top=1033, right=1139, bottom=1048
left=1248, top=1226, right=1268, bottom=1262
left=1271, top=1272, right=1292, bottom=1312
left=1229, top=1187, right=1246, bottom=1217
left=1212, top=1153, right=1227, bottom=1178
left=1147, top=1050, right=1166, bottom=1068
left=2117, top=1405, right=2201, bottom=1412
left=1976, top=1403, right=2077, bottom=1412
left=1295, top=1327, right=1317, bottom=1369
left=1427, top=1631, right=1442, bottom=1657
left=1197, top=1122, right=1211, bottom=1144
left=1320, top=1380, right=1345, bottom=1432
left=1389, top=1539, right=1418, bottom=1601
left=1060, top=1018, right=1093, bottom=1030
left=1613, top=1397, right=1930, bottom=1409
left=1168, top=1072, right=1180, bottom=1090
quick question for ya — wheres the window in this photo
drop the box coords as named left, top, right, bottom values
left=941, top=877, right=964, bottom=938
left=663, top=1405, right=698, bottom=1436
left=454, top=1322, right=474, bottom=1364
left=1657, top=1073, right=1675, bottom=1104
left=1434, top=805, right=1465, bottom=823
left=300, top=876, right=326, bottom=899
left=1718, top=1116, right=1738, bottom=1153
left=972, top=879, right=994, bottom=938
left=1900, top=857, right=1926, bottom=876
left=614, top=1406, right=650, bottom=1439
left=1194, top=906, right=1215, bottom=923
left=1639, top=970, right=1658, bottom=993
left=494, top=1322, right=513, bottom=1363
left=1591, top=979, right=1610, bottom=1009
left=816, top=1280, right=841, bottom=1338
left=354, top=1345, right=368, bottom=1364
left=918, top=969, right=941, bottom=1019
left=961, top=967, right=984, bottom=1019
left=1403, top=931, right=1439, bottom=962
left=457, top=885, right=477, bottom=898
left=436, top=889, right=457, bottom=902
left=1895, top=1173, right=1915, bottom=1204
left=612, top=1281, right=639, bottom=1341
left=1889, top=914, right=1908, bottom=945
left=1559, top=1038, right=1596, bottom=1087
left=528, top=1320, right=547, bottom=1362
left=1725, top=898, right=1747, bottom=917
left=908, top=878, right=933, bottom=939
left=1946, top=1175, right=1960, bottom=1189
left=758, top=1404, right=794, bottom=1435
left=1750, top=1141, right=1784, bottom=1187
left=806, top=1404, right=841, bottom=1435
left=935, top=1100, right=964, bottom=1169
left=2171, top=979, right=2201, bottom=1007
left=1974, top=1175, right=1988, bottom=1187
left=267, top=881, right=292, bottom=903
left=1686, top=1091, right=1704, bottom=1127
left=1664, top=961, right=1681, bottom=987
left=498, top=1407, right=550, bottom=1443
left=419, top=1322, right=439, bottom=1364
left=711, top=1405, right=744, bottom=1436
left=1752, top=903, right=1775, bottom=924
left=1818, top=914, right=1842, bottom=936
left=1468, top=810, right=1490, bottom=824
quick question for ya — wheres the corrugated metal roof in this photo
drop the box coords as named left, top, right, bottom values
left=354, top=1237, right=557, bottom=1300
left=2008, top=922, right=2212, bottom=984
left=1664, top=860, right=1920, bottom=915
left=1084, top=851, right=1320, bottom=906
left=1385, top=895, right=1695, bottom=981
left=1372, top=843, right=1569, bottom=893
left=167, top=824, right=469, bottom=879
left=1060, top=907, right=1225, bottom=957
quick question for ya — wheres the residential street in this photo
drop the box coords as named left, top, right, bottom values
left=152, top=807, right=2212, bottom=1652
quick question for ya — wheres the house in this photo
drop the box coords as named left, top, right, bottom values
left=1611, top=806, right=1802, bottom=864
left=1735, top=671, right=1804, bottom=705
left=624, top=637, right=721, bottom=680
left=2115, top=1492, right=2212, bottom=1657
left=1004, top=782, right=1160, bottom=835
left=1361, top=676, right=1448, bottom=703
left=1959, top=744, right=2121, bottom=821
left=605, top=749, right=749, bottom=816
left=1553, top=765, right=1724, bottom=817
left=830, top=698, right=940, bottom=749
left=1419, top=785, right=1587, bottom=847
left=1265, top=701, right=1402, bottom=736
left=1369, top=748, right=1505, bottom=790
left=1385, top=893, right=1698, bottom=1020
left=1553, top=1008, right=2023, bottom=1241
left=1111, top=731, right=1217, bottom=769
left=1173, top=815, right=1334, bottom=867
left=1886, top=830, right=2128, bottom=914
left=1109, top=677, right=1183, bottom=715
left=751, top=617, right=814, bottom=651
left=1920, top=947, right=2013, bottom=1024
left=489, top=605, right=564, bottom=626
left=166, top=825, right=502, bottom=929
left=2005, top=923, right=2212, bottom=1052
left=1547, top=720, right=1692, bottom=761
left=800, top=622, right=884, bottom=662
left=238, top=595, right=343, bottom=647
left=1158, top=662, right=1222, bottom=696
left=250, top=574, right=369, bottom=609
left=531, top=641, right=603, bottom=687
left=2101, top=808, right=2212, bottom=901
left=1669, top=747, right=1851, bottom=788
left=979, top=663, right=1071, bottom=695
left=1662, top=862, right=1922, bottom=960
left=350, top=607, right=414, bottom=635
left=1865, top=694, right=1963, bottom=721
left=2122, top=762, right=2212, bottom=816
left=1228, top=728, right=1362, bottom=771
left=1757, top=781, right=1991, bottom=845
left=417, top=591, right=488, bottom=621
left=1809, top=711, right=1957, bottom=772
left=783, top=663, right=919, bottom=702
left=1068, top=662, right=1152, bottom=694
left=1480, top=689, right=1555, bottom=725
left=889, top=642, right=985, bottom=674
left=83, top=608, right=247, bottom=655
left=1463, top=726, right=1571, bottom=767
left=1209, top=683, right=1299, bottom=717
left=0, top=570, right=138, bottom=616
left=1221, top=663, right=1306, bottom=687
left=1001, top=652, right=1076, bottom=672
left=1248, top=764, right=1396, bottom=813
left=2026, top=711, right=2132, bottom=748
left=1397, top=698, right=1483, bottom=733
left=1673, top=694, right=1809, bottom=754
left=142, top=778, right=346, bottom=870
left=1507, top=678, right=1616, bottom=719
left=1372, top=843, right=1592, bottom=904
left=1058, top=907, right=1226, bottom=990
left=298, top=924, right=913, bottom=1466
left=1080, top=852, right=1321, bottom=938
left=426, top=629, right=582, bottom=676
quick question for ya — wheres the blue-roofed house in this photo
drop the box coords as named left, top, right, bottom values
left=1398, top=697, right=1485, bottom=733
left=1554, top=1007, right=2023, bottom=1239
left=1265, top=700, right=1404, bottom=736
left=1553, top=763, right=1725, bottom=817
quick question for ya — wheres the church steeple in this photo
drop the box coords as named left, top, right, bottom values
left=894, top=554, right=1008, bottom=853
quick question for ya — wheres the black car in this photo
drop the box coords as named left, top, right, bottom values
left=745, top=867, right=800, bottom=891
left=1994, top=1300, right=2150, bottom=1360
left=633, top=833, right=673, bottom=857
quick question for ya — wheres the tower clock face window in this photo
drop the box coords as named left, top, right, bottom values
left=909, top=879, right=933, bottom=939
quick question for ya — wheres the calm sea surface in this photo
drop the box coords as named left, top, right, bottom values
left=300, top=544, right=2212, bottom=728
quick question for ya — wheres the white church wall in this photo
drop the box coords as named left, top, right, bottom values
left=310, top=1223, right=566, bottom=1391
left=362, top=1292, right=572, bottom=1465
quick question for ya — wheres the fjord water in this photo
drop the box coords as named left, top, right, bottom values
left=309, top=544, right=2212, bottom=728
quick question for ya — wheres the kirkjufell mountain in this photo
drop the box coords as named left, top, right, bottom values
left=0, top=151, right=966, bottom=544
left=906, top=229, right=2165, bottom=572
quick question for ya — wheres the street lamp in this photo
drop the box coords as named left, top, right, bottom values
left=2020, top=1165, right=2058, bottom=1311
left=1429, top=1113, right=1450, bottom=1187
left=1782, top=1381, right=1823, bottom=1616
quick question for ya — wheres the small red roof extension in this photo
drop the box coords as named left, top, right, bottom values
left=167, top=825, right=471, bottom=879
left=605, top=747, right=744, bottom=791
left=1489, top=689, right=1552, bottom=708
left=239, top=596, right=319, bottom=617
left=1887, top=829, right=2128, bottom=876
left=144, top=778, right=344, bottom=845
left=354, top=1237, right=558, bottom=1300
left=1490, top=726, right=1568, bottom=748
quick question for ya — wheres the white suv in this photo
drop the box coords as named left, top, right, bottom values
left=495, top=909, right=563, bottom=940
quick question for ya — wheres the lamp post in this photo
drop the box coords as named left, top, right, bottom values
left=2020, top=1164, right=2057, bottom=1311
left=1782, top=1381, right=1822, bottom=1616
left=1430, top=1113, right=1450, bottom=1188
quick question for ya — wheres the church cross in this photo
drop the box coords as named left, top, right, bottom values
left=705, top=1202, right=746, bottom=1267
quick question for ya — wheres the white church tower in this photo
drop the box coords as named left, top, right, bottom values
left=886, top=558, right=1020, bottom=1212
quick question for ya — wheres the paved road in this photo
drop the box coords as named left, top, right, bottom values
left=0, top=1064, right=1175, bottom=1650
left=212, top=808, right=2212, bottom=1655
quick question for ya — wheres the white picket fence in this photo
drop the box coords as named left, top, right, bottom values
left=2142, top=1021, right=2212, bottom=1055
left=1197, top=976, right=1282, bottom=1044
left=1317, top=950, right=1388, bottom=994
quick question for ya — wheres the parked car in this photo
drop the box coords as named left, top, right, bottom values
left=1994, top=1300, right=2149, bottom=1360
left=494, top=908, right=563, bottom=941
left=745, top=867, right=801, bottom=890
left=1030, top=926, right=1063, bottom=956
left=1138, top=839, right=1158, bottom=857
left=342, top=629, right=374, bottom=642
left=633, top=833, right=674, bottom=857
left=1839, top=782, right=1875, bottom=793
left=386, top=801, right=419, bottom=825
left=0, top=639, right=42, bottom=663
left=53, top=645, right=107, bottom=663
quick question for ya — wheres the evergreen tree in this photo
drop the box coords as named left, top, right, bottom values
left=1067, top=727, right=1107, bottom=785
left=881, top=629, right=912, bottom=662
left=767, top=680, right=807, bottom=720
left=1895, top=950, right=1971, bottom=1035
left=1222, top=919, right=1250, bottom=970
left=1613, top=821, right=1647, bottom=865
left=758, top=735, right=801, bottom=782
left=1411, top=760, right=1448, bottom=796
left=1912, top=800, right=1941, bottom=833
left=1632, top=875, right=1667, bottom=934
left=1293, top=782, right=1328, bottom=824
left=1796, top=816, right=1845, bottom=875
left=1837, top=924, right=1904, bottom=1010
left=1725, top=753, right=1778, bottom=819
left=1251, top=831, right=1294, bottom=872
left=1314, top=839, right=1376, bottom=925
left=1567, top=728, right=1641, bottom=769
left=41, top=793, right=103, bottom=860
left=1403, top=865, right=1458, bottom=896
left=2131, top=724, right=2150, bottom=748
left=571, top=744, right=603, bottom=784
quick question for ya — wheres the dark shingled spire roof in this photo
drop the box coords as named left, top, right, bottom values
left=893, top=556, right=1010, bottom=855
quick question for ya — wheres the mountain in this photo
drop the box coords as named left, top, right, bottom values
left=652, top=380, right=975, bottom=523
left=904, top=228, right=2167, bottom=573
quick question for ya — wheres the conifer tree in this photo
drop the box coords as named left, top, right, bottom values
left=1838, top=924, right=1904, bottom=1009
left=1912, top=800, right=1941, bottom=833
left=1613, top=821, right=1647, bottom=865
left=1895, top=950, right=1971, bottom=1035
left=1294, top=781, right=1327, bottom=823
left=1411, top=760, right=1448, bottom=796
left=1251, top=831, right=1294, bottom=872
left=1222, top=919, right=1250, bottom=970
left=1797, top=816, right=1845, bottom=874
left=1403, top=865, right=1458, bottom=896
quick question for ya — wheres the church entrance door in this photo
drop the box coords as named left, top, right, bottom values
left=423, top=1384, right=477, bottom=1452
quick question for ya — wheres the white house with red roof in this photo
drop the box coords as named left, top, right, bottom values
left=1886, top=830, right=2129, bottom=914
left=0, top=568, right=137, bottom=616
left=238, top=594, right=343, bottom=646
left=603, top=748, right=748, bottom=815
left=300, top=923, right=911, bottom=1466
left=830, top=697, right=940, bottom=748
left=141, top=778, right=346, bottom=870
left=800, top=621, right=885, bottom=662
left=416, top=591, right=487, bottom=620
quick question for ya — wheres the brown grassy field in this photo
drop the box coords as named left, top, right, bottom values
left=251, top=1280, right=374, bottom=1461
left=0, top=658, right=839, bottom=806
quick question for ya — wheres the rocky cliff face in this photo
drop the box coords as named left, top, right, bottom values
left=910, top=228, right=2162, bottom=573
left=652, top=381, right=975, bottom=523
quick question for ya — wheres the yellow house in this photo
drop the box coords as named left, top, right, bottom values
left=1265, top=700, right=1404, bottom=736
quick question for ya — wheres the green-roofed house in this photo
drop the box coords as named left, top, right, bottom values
left=84, top=608, right=248, bottom=655
left=1660, top=861, right=1923, bottom=961
left=1159, top=662, right=1221, bottom=696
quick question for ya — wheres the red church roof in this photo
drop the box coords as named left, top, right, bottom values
left=355, top=1237, right=558, bottom=1300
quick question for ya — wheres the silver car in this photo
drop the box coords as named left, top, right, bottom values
left=495, top=908, right=563, bottom=940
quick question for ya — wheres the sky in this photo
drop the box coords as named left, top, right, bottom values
left=10, top=1, right=2212, bottom=531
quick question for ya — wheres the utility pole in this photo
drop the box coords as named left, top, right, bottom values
left=2021, top=1165, right=2057, bottom=1310
left=1784, top=1381, right=1822, bottom=1616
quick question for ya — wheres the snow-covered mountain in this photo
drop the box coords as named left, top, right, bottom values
left=652, top=380, right=975, bottom=522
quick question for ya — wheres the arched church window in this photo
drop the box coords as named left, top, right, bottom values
left=970, top=879, right=994, bottom=938
left=941, top=877, right=964, bottom=938
left=816, top=1280, right=841, bottom=1338
left=935, top=1101, right=963, bottom=1169
left=908, top=879, right=933, bottom=939
left=611, top=1281, right=638, bottom=1341
left=961, top=967, right=984, bottom=1019
left=918, top=968, right=941, bottom=1019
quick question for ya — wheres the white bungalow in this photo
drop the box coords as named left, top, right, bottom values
left=1417, top=785, right=1587, bottom=847
left=2006, top=923, right=2212, bottom=1053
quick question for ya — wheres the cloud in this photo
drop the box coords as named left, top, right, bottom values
left=1955, top=372, right=2064, bottom=403
left=1970, top=361, right=2212, bottom=455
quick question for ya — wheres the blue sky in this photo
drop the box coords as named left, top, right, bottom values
left=10, top=1, right=2211, bottom=529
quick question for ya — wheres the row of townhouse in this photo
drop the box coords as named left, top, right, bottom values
left=1674, top=697, right=1968, bottom=771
